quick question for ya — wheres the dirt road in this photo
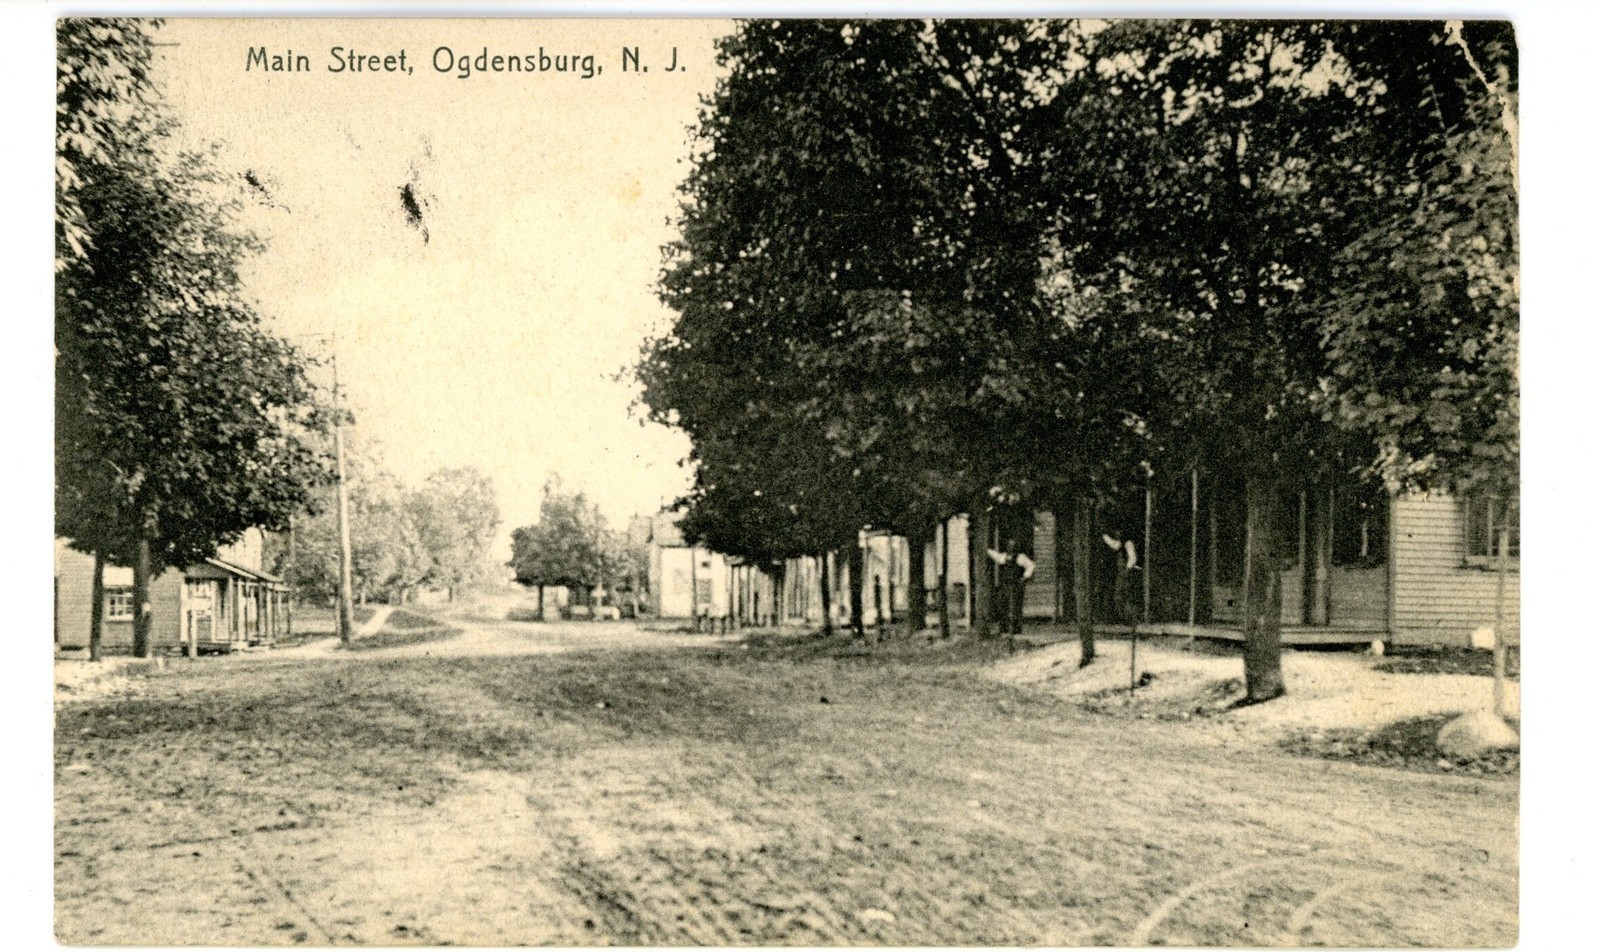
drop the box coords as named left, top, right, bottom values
left=55, top=620, right=1516, bottom=946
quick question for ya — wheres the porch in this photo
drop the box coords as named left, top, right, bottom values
left=181, top=558, right=290, bottom=652
left=1015, top=621, right=1386, bottom=647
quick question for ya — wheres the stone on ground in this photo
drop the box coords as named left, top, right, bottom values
left=1436, top=708, right=1520, bottom=759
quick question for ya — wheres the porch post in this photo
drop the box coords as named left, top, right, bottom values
left=1326, top=484, right=1336, bottom=623
left=1142, top=477, right=1153, bottom=626
left=1188, top=468, right=1199, bottom=627
left=1054, top=509, right=1067, bottom=623
left=1297, top=490, right=1308, bottom=627
left=1207, top=490, right=1219, bottom=623
left=1306, top=484, right=1332, bottom=626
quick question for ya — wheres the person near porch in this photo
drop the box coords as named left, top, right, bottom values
left=1102, top=532, right=1141, bottom=629
left=985, top=538, right=1035, bottom=636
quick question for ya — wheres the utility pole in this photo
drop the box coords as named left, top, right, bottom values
left=1492, top=499, right=1511, bottom=720
left=285, top=515, right=295, bottom=641
left=332, top=344, right=356, bottom=646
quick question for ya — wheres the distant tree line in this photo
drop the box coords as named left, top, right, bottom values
left=269, top=434, right=503, bottom=606
left=636, top=20, right=1518, bottom=699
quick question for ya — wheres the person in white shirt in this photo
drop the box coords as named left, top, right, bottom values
left=986, top=537, right=1035, bottom=636
left=1103, top=532, right=1141, bottom=628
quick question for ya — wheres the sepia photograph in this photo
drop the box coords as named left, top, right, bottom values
left=44, top=8, right=1542, bottom=948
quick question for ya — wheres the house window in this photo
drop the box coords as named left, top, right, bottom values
left=105, top=587, right=134, bottom=621
left=1464, top=496, right=1520, bottom=562
left=1332, top=486, right=1389, bottom=568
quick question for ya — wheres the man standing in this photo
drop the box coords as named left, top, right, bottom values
left=986, top=537, right=1035, bottom=638
left=1102, top=532, right=1141, bottom=630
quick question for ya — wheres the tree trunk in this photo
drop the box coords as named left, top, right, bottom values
left=819, top=552, right=834, bottom=637
left=333, top=420, right=356, bottom=647
left=872, top=573, right=884, bottom=641
left=970, top=499, right=994, bottom=638
left=938, top=519, right=951, bottom=639
left=772, top=567, right=782, bottom=624
left=133, top=537, right=153, bottom=659
left=1242, top=475, right=1287, bottom=701
left=88, top=550, right=105, bottom=662
left=906, top=523, right=928, bottom=636
left=1072, top=497, right=1096, bottom=666
left=689, top=547, right=699, bottom=630
left=848, top=538, right=866, bottom=639
left=285, top=519, right=296, bottom=641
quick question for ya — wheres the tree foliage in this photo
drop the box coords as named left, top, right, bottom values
left=273, top=442, right=502, bottom=603
left=1314, top=23, right=1518, bottom=497
left=410, top=467, right=503, bottom=591
left=56, top=17, right=335, bottom=576
left=641, top=18, right=1518, bottom=693
left=508, top=476, right=619, bottom=593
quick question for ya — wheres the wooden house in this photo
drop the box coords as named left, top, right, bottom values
left=937, top=481, right=1519, bottom=648
left=644, top=510, right=729, bottom=620
left=54, top=529, right=289, bottom=654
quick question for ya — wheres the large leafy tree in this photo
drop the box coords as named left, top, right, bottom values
left=1314, top=21, right=1518, bottom=497
left=508, top=477, right=615, bottom=597
left=410, top=466, right=502, bottom=597
left=1035, top=19, right=1518, bottom=700
left=1037, top=21, right=1407, bottom=699
left=273, top=434, right=425, bottom=605
left=643, top=20, right=1088, bottom=638
left=56, top=18, right=335, bottom=657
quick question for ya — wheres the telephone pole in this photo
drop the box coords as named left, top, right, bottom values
left=293, top=331, right=358, bottom=645
left=332, top=344, right=356, bottom=645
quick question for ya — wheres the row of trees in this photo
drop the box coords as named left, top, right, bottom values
left=637, top=20, right=1518, bottom=699
left=508, top=476, right=648, bottom=611
left=57, top=19, right=336, bottom=657
left=269, top=432, right=502, bottom=605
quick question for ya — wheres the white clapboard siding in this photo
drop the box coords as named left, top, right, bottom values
left=1391, top=493, right=1520, bottom=646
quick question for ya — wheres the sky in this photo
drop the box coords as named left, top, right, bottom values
left=152, top=19, right=733, bottom=536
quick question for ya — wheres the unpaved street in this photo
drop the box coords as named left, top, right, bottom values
left=56, top=619, right=1517, bottom=946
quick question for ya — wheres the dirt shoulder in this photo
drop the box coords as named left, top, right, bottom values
left=985, top=633, right=1520, bottom=772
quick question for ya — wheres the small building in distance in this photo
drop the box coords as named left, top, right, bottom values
left=55, top=529, right=289, bottom=654
left=644, top=510, right=728, bottom=620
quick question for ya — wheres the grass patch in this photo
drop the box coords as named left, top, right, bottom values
left=277, top=604, right=377, bottom=645
left=340, top=607, right=462, bottom=652
left=734, top=627, right=1023, bottom=666
left=1280, top=713, right=1519, bottom=776
left=1374, top=644, right=1519, bottom=679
